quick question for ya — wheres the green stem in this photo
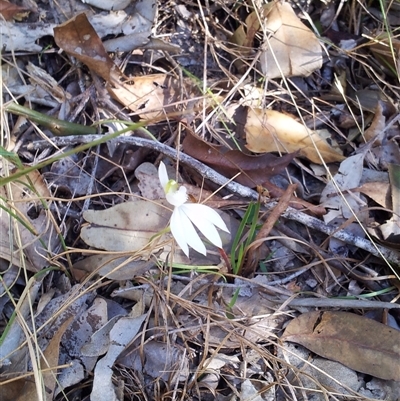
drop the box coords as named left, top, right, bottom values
left=0, top=122, right=146, bottom=186
left=5, top=103, right=98, bottom=136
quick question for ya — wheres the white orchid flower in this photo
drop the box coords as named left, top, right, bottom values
left=158, top=161, right=230, bottom=257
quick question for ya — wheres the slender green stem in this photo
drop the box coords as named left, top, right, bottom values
left=0, top=122, right=146, bottom=186
left=5, top=103, right=98, bottom=136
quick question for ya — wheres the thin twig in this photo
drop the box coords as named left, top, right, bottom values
left=274, top=297, right=400, bottom=310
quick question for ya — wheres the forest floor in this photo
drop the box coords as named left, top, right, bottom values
left=1, top=0, right=400, bottom=400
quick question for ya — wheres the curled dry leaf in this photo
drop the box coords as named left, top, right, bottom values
left=182, top=132, right=296, bottom=187
left=229, top=7, right=261, bottom=73
left=0, top=0, right=30, bottom=21
left=281, top=311, right=400, bottom=381
left=2, top=8, right=152, bottom=52
left=54, top=2, right=157, bottom=64
left=53, top=13, right=117, bottom=82
left=363, top=101, right=386, bottom=143
left=197, top=354, right=240, bottom=393
left=230, top=2, right=322, bottom=78
left=243, top=108, right=345, bottom=164
left=362, top=102, right=400, bottom=170
left=259, top=2, right=323, bottom=78
left=108, top=73, right=201, bottom=120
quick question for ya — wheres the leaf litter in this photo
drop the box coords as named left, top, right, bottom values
left=1, top=0, right=400, bottom=400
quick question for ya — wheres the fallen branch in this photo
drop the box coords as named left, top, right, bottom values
left=29, top=134, right=400, bottom=266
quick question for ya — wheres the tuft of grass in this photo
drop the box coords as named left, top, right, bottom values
left=230, top=200, right=260, bottom=275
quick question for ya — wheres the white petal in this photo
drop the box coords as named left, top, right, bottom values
left=183, top=204, right=229, bottom=232
left=158, top=161, right=169, bottom=190
left=170, top=207, right=207, bottom=256
left=180, top=204, right=226, bottom=249
left=166, top=186, right=188, bottom=207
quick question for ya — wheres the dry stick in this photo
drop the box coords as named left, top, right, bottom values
left=244, top=183, right=298, bottom=276
left=272, top=297, right=400, bottom=310
left=30, top=134, right=400, bottom=266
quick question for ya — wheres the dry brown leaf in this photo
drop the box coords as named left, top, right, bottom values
left=108, top=73, right=207, bottom=120
left=244, top=108, right=345, bottom=164
left=229, top=8, right=262, bottom=73
left=81, top=201, right=171, bottom=252
left=230, top=2, right=322, bottom=78
left=182, top=131, right=296, bottom=187
left=282, top=311, right=400, bottom=381
left=0, top=0, right=29, bottom=21
left=260, top=2, right=323, bottom=78
left=363, top=101, right=386, bottom=143
left=183, top=133, right=324, bottom=214
left=72, top=255, right=156, bottom=281
left=54, top=13, right=118, bottom=82
left=118, top=341, right=190, bottom=385
left=108, top=74, right=200, bottom=120
left=357, top=181, right=390, bottom=208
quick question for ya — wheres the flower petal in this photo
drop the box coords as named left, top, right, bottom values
left=166, top=186, right=188, bottom=207
left=158, top=161, right=169, bottom=191
left=183, top=204, right=229, bottom=232
left=180, top=204, right=229, bottom=249
left=170, top=206, right=207, bottom=256
left=182, top=206, right=222, bottom=248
